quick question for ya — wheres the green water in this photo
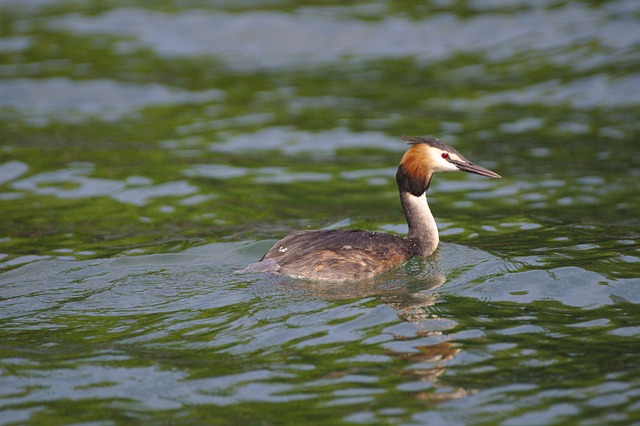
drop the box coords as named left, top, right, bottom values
left=1, top=1, right=639, bottom=425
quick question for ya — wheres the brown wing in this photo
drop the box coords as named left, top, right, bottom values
left=262, top=229, right=410, bottom=281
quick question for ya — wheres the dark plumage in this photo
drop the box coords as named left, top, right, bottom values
left=258, top=229, right=410, bottom=281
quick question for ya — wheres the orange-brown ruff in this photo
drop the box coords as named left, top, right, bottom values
left=244, top=136, right=501, bottom=282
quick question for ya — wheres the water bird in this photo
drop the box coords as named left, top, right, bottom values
left=244, top=136, right=501, bottom=281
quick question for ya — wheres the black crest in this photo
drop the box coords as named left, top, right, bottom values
left=401, top=135, right=464, bottom=159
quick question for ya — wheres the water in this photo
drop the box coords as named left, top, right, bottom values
left=1, top=0, right=639, bottom=424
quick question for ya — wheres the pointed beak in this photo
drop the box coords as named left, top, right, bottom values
left=451, top=160, right=502, bottom=179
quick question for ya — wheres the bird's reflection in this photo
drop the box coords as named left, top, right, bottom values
left=254, top=254, right=474, bottom=405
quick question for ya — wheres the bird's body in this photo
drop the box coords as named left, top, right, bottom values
left=258, top=229, right=410, bottom=281
left=244, top=136, right=501, bottom=282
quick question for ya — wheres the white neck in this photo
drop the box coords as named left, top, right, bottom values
left=400, top=191, right=439, bottom=256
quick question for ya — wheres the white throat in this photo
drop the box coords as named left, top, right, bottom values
left=400, top=191, right=439, bottom=256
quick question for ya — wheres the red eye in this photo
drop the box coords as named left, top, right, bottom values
left=442, top=153, right=449, bottom=159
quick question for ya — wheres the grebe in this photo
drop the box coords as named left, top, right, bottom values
left=245, top=136, right=501, bottom=282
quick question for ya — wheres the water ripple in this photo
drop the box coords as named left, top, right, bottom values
left=50, top=4, right=640, bottom=72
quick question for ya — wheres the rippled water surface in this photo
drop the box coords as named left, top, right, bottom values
left=1, top=1, right=639, bottom=424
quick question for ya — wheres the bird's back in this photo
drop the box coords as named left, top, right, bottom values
left=259, top=229, right=411, bottom=281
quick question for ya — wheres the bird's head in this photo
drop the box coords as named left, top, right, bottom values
left=397, top=135, right=501, bottom=196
